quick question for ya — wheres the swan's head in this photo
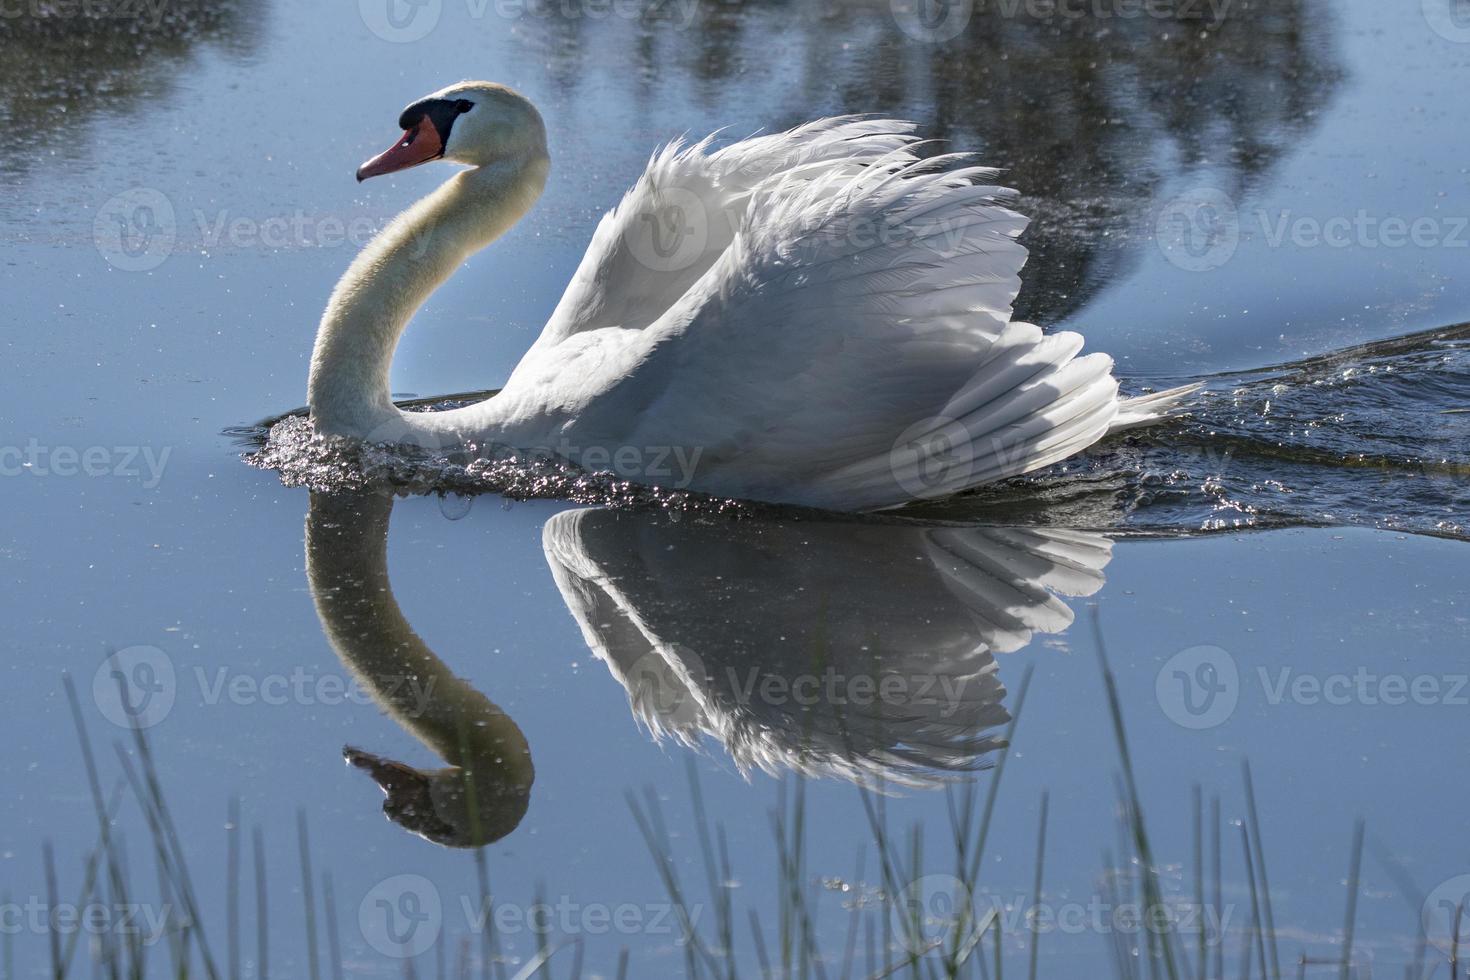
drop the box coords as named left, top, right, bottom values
left=345, top=746, right=532, bottom=848
left=356, top=81, right=546, bottom=182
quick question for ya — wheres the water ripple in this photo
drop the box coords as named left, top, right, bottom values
left=237, top=323, right=1470, bottom=539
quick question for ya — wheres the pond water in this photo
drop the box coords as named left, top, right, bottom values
left=2, top=0, right=1468, bottom=977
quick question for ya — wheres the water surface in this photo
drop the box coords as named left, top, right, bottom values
left=2, top=0, right=1468, bottom=976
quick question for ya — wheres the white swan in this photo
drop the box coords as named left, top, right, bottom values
left=308, top=81, right=1198, bottom=511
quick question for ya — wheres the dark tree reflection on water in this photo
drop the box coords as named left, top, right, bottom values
left=0, top=0, right=1342, bottom=325
left=518, top=0, right=1342, bottom=324
left=0, top=0, right=268, bottom=178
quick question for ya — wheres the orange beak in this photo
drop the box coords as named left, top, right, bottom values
left=356, top=115, right=444, bottom=182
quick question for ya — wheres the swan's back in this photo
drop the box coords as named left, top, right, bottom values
left=484, top=117, right=1195, bottom=510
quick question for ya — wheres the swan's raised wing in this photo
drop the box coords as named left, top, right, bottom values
left=534, top=117, right=922, bottom=344
left=534, top=123, right=1130, bottom=510
left=542, top=508, right=1112, bottom=787
left=491, top=120, right=1181, bottom=510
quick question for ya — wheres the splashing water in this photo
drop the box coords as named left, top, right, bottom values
left=917, top=324, right=1470, bottom=538
left=238, top=324, right=1469, bottom=538
left=237, top=401, right=750, bottom=516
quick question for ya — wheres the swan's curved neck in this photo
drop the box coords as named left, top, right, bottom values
left=308, top=157, right=548, bottom=438
left=304, top=491, right=533, bottom=782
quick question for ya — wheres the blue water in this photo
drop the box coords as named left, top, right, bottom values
left=2, top=0, right=1468, bottom=976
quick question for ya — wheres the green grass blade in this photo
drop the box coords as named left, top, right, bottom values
left=1338, top=820, right=1364, bottom=980
left=1241, top=761, right=1279, bottom=979
left=253, top=826, right=268, bottom=980
left=1027, top=792, right=1049, bottom=980
left=297, top=811, right=321, bottom=980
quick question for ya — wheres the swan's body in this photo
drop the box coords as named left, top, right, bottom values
left=309, top=82, right=1197, bottom=511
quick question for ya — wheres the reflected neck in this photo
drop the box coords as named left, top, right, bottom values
left=307, top=157, right=548, bottom=438
left=305, top=492, right=533, bottom=784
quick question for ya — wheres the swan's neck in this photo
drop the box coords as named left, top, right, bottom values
left=308, top=157, right=548, bottom=438
left=305, top=492, right=534, bottom=781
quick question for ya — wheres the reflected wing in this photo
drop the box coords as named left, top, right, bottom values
left=542, top=509, right=1112, bottom=787
left=924, top=526, right=1113, bottom=653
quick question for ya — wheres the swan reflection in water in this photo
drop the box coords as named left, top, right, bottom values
left=543, top=509, right=1112, bottom=787
left=306, top=491, right=534, bottom=847
left=305, top=491, right=1112, bottom=845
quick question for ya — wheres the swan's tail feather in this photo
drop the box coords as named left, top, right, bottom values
left=1107, top=382, right=1204, bottom=435
left=799, top=335, right=1203, bottom=510
left=795, top=322, right=1114, bottom=509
